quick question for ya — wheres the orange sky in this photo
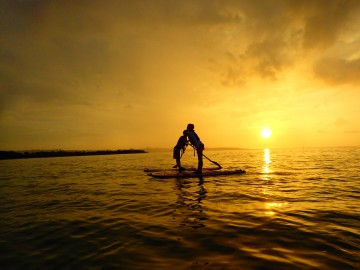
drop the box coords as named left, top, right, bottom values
left=1, top=0, right=360, bottom=150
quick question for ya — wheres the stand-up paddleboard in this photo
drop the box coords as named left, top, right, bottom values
left=148, top=169, right=246, bottom=179
left=144, top=167, right=221, bottom=173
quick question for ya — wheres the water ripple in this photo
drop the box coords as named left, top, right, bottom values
left=1, top=148, right=360, bottom=269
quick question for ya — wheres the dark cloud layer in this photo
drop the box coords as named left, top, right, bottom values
left=1, top=0, right=359, bottom=102
left=218, top=0, right=360, bottom=84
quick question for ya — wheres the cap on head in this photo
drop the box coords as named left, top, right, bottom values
left=187, top=123, right=194, bottom=130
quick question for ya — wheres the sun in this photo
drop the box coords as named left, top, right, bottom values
left=261, top=128, right=272, bottom=139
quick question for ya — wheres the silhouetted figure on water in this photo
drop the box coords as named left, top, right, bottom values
left=173, top=130, right=188, bottom=171
left=187, top=123, right=204, bottom=174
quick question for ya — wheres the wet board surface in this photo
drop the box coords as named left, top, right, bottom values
left=148, top=169, right=246, bottom=179
left=144, top=167, right=221, bottom=173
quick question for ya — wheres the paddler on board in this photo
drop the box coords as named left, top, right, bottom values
left=187, top=123, right=205, bottom=174
left=173, top=130, right=189, bottom=172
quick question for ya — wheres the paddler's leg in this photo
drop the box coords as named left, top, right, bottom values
left=196, top=144, right=204, bottom=173
left=176, top=157, right=182, bottom=171
left=174, top=147, right=185, bottom=172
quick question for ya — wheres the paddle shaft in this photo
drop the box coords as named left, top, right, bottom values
left=189, top=144, right=222, bottom=169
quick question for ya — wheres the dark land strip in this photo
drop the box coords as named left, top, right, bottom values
left=0, top=149, right=147, bottom=160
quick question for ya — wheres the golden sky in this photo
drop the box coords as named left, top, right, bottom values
left=1, top=0, right=360, bottom=150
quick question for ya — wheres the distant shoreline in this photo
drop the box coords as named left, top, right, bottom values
left=0, top=149, right=147, bottom=160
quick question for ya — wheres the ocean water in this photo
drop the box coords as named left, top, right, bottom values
left=0, top=147, right=359, bottom=270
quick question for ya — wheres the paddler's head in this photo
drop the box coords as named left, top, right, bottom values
left=187, top=123, right=194, bottom=131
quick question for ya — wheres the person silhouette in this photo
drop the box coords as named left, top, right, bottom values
left=173, top=130, right=188, bottom=171
left=187, top=123, right=204, bottom=174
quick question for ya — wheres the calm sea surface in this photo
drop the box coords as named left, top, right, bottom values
left=0, top=147, right=359, bottom=269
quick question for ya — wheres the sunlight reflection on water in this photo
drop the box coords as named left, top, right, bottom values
left=263, top=148, right=271, bottom=174
left=261, top=148, right=291, bottom=217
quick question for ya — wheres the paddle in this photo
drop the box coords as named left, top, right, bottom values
left=189, top=144, right=222, bottom=169
left=202, top=152, right=222, bottom=169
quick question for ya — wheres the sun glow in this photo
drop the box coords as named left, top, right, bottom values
left=261, top=128, right=272, bottom=139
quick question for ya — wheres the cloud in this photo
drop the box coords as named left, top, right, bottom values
left=344, top=130, right=358, bottom=134
left=300, top=0, right=360, bottom=49
left=202, top=0, right=360, bottom=87
left=334, top=117, right=348, bottom=126
left=314, top=57, right=360, bottom=86
left=2, top=1, right=360, bottom=98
